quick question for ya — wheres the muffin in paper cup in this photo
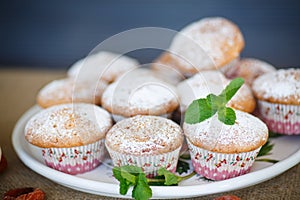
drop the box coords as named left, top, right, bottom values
left=183, top=110, right=268, bottom=181
left=25, top=103, right=112, bottom=174
left=105, top=115, right=184, bottom=177
left=106, top=146, right=181, bottom=177
left=257, top=101, right=300, bottom=135
left=252, top=68, right=300, bottom=135
left=101, top=68, right=179, bottom=123
left=42, top=139, right=105, bottom=175
left=187, top=140, right=261, bottom=180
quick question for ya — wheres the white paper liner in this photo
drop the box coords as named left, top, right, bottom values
left=106, top=145, right=181, bottom=177
left=42, top=139, right=105, bottom=174
left=257, top=100, right=300, bottom=135
left=187, top=139, right=261, bottom=180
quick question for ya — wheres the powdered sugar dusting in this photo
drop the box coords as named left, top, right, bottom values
left=25, top=103, right=112, bottom=148
left=37, top=78, right=108, bottom=107
left=67, top=51, right=139, bottom=83
left=169, top=17, right=243, bottom=71
left=183, top=110, right=268, bottom=153
left=129, top=84, right=175, bottom=108
left=105, top=115, right=184, bottom=156
left=101, top=69, right=179, bottom=116
left=252, top=69, right=300, bottom=104
left=237, top=58, right=276, bottom=76
left=223, top=58, right=276, bottom=86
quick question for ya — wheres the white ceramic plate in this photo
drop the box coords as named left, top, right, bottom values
left=12, top=106, right=300, bottom=199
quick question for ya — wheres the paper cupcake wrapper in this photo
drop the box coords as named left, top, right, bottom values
left=187, top=140, right=261, bottom=181
left=42, top=139, right=105, bottom=175
left=106, top=146, right=181, bottom=177
left=257, top=100, right=300, bottom=135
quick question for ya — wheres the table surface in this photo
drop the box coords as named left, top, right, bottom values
left=0, top=69, right=299, bottom=200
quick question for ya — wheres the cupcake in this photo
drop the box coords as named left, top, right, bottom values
left=223, top=58, right=276, bottom=86
left=252, top=68, right=300, bottom=135
left=168, top=17, right=244, bottom=76
left=177, top=70, right=256, bottom=114
left=105, top=115, right=184, bottom=177
left=183, top=110, right=268, bottom=180
left=150, top=52, right=185, bottom=85
left=101, top=69, right=179, bottom=122
left=25, top=103, right=112, bottom=174
left=68, top=51, right=139, bottom=83
left=37, top=78, right=108, bottom=108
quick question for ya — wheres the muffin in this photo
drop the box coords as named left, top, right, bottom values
left=183, top=110, right=268, bottom=180
left=252, top=68, right=300, bottom=135
left=219, top=57, right=240, bottom=75
left=68, top=51, right=139, bottom=83
left=168, top=17, right=244, bottom=76
left=25, top=103, right=112, bottom=174
left=150, top=52, right=185, bottom=85
left=223, top=58, right=276, bottom=86
left=37, top=78, right=108, bottom=108
left=101, top=69, right=179, bottom=122
left=105, top=115, right=184, bottom=177
left=177, top=70, right=256, bottom=114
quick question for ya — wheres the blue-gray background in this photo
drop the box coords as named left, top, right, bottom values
left=1, top=0, right=300, bottom=69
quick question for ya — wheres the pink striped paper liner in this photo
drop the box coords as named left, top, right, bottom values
left=42, top=139, right=105, bottom=175
left=257, top=100, right=300, bottom=135
left=187, top=139, right=261, bottom=181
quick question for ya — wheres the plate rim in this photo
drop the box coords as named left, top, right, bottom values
left=12, top=105, right=300, bottom=199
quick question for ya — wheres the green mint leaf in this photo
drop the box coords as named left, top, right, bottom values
left=184, top=99, right=216, bottom=124
left=257, top=140, right=274, bottom=157
left=158, top=168, right=181, bottom=185
left=121, top=165, right=144, bottom=175
left=113, top=167, right=132, bottom=195
left=113, top=166, right=122, bottom=181
left=119, top=165, right=143, bottom=184
left=269, top=131, right=283, bottom=138
left=113, top=165, right=145, bottom=196
left=184, top=100, right=201, bottom=124
left=176, top=159, right=190, bottom=175
left=120, top=180, right=131, bottom=195
left=218, top=107, right=236, bottom=125
left=206, top=93, right=223, bottom=109
left=121, top=170, right=137, bottom=184
left=198, top=99, right=217, bottom=120
left=220, top=77, right=244, bottom=103
left=184, top=78, right=244, bottom=125
left=132, top=173, right=152, bottom=200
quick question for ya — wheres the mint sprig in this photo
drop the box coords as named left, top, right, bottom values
left=184, top=78, right=244, bottom=125
left=256, top=140, right=279, bottom=163
left=113, top=165, right=196, bottom=200
left=113, top=165, right=152, bottom=200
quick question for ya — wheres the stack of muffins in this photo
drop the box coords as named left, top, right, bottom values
left=24, top=17, right=299, bottom=181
